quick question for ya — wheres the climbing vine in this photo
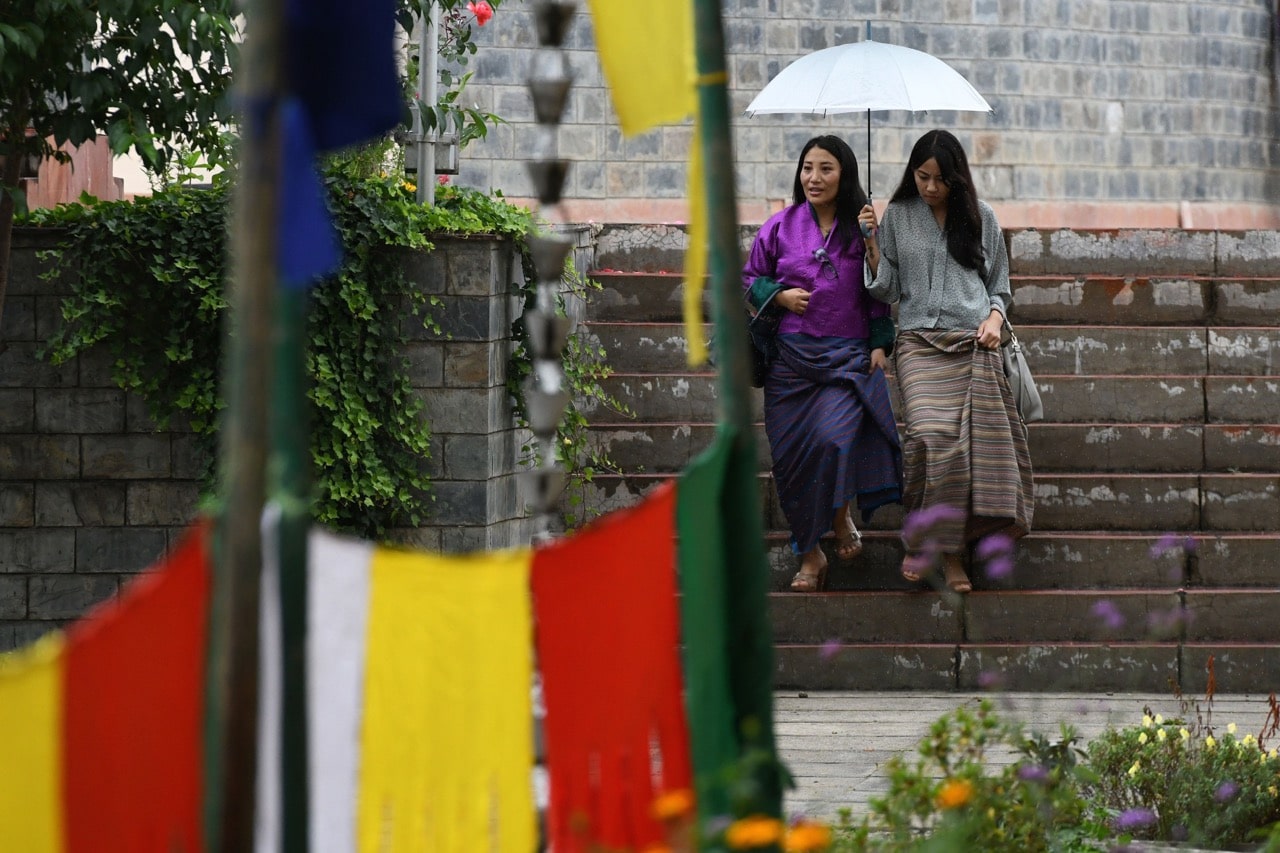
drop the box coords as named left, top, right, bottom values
left=28, top=150, right=624, bottom=539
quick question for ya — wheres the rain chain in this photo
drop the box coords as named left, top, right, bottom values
left=521, top=1, right=578, bottom=542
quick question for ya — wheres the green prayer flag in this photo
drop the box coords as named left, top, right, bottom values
left=677, top=424, right=787, bottom=838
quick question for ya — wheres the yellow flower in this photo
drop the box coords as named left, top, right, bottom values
left=1141, top=714, right=1153, bottom=728
left=1228, top=723, right=1238, bottom=735
left=725, top=816, right=785, bottom=850
left=1157, top=728, right=1167, bottom=742
left=1270, top=748, right=1278, bottom=759
left=1180, top=728, right=1191, bottom=741
left=1154, top=713, right=1164, bottom=725
left=936, top=779, right=974, bottom=810
left=783, top=820, right=833, bottom=852
left=1138, top=732, right=1148, bottom=744
left=1128, top=761, right=1141, bottom=777
left=1206, top=735, right=1216, bottom=749
left=1243, top=733, right=1257, bottom=746
left=1270, top=786, right=1278, bottom=798
left=403, top=181, right=416, bottom=193
left=651, top=788, right=695, bottom=822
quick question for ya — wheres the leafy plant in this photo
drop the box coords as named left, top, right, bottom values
left=26, top=148, right=624, bottom=538
left=1084, top=689, right=1280, bottom=849
left=396, top=0, right=508, bottom=151
left=507, top=250, right=632, bottom=530
left=836, top=700, right=1108, bottom=852
left=0, top=0, right=238, bottom=350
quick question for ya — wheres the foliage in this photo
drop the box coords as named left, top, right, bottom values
left=1084, top=694, right=1280, bottom=849
left=0, top=0, right=237, bottom=183
left=26, top=148, right=623, bottom=537
left=395, top=0, right=508, bottom=150
left=834, top=700, right=1109, bottom=853
left=507, top=256, right=632, bottom=530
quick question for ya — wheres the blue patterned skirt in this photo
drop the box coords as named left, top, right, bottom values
left=763, top=335, right=903, bottom=554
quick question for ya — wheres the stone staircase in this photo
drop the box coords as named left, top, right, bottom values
left=576, top=225, right=1280, bottom=694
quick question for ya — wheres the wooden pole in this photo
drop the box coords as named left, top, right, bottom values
left=205, top=0, right=284, bottom=848
left=692, top=0, right=784, bottom=822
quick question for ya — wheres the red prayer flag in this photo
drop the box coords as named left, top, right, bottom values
left=531, top=481, right=692, bottom=852
left=61, top=521, right=212, bottom=853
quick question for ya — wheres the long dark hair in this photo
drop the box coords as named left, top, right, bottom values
left=791, top=135, right=868, bottom=246
left=890, top=129, right=985, bottom=272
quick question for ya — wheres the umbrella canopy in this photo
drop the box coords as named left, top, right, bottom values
left=744, top=38, right=992, bottom=196
left=744, top=39, right=992, bottom=116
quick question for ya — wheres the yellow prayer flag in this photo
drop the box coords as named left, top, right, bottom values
left=586, top=0, right=696, bottom=136
left=0, top=634, right=66, bottom=853
left=587, top=0, right=709, bottom=364
left=357, top=547, right=536, bottom=853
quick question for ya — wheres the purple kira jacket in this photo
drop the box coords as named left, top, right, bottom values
left=742, top=202, right=892, bottom=345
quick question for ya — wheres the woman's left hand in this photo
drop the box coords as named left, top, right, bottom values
left=870, top=348, right=887, bottom=372
left=976, top=311, right=1004, bottom=349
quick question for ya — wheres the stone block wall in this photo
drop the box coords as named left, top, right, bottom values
left=454, top=0, right=1280, bottom=228
left=0, top=230, right=203, bottom=650
left=0, top=230, right=535, bottom=650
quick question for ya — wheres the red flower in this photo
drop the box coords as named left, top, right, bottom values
left=467, top=1, right=493, bottom=26
left=437, top=174, right=450, bottom=185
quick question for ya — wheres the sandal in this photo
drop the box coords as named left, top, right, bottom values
left=942, top=554, right=972, bottom=594
left=900, top=552, right=931, bottom=583
left=834, top=512, right=863, bottom=562
left=790, top=551, right=828, bottom=592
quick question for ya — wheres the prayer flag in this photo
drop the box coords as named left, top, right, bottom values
left=531, top=481, right=692, bottom=852
left=585, top=0, right=710, bottom=364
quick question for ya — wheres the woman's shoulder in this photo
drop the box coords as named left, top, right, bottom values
left=976, top=198, right=1000, bottom=225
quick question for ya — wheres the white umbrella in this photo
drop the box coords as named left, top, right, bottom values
left=744, top=36, right=992, bottom=194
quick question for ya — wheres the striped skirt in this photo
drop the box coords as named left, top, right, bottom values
left=894, top=330, right=1034, bottom=554
left=764, top=335, right=903, bottom=555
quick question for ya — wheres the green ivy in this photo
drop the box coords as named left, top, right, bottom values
left=27, top=154, right=623, bottom=539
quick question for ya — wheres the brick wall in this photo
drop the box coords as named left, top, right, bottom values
left=0, top=230, right=534, bottom=650
left=454, top=0, right=1280, bottom=228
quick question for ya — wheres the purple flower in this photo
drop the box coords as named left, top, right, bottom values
left=1215, top=781, right=1240, bottom=802
left=902, top=505, right=965, bottom=544
left=1148, top=606, right=1193, bottom=637
left=1113, top=808, right=1157, bottom=832
left=1017, top=764, right=1049, bottom=783
left=1092, top=600, right=1125, bottom=630
left=1149, top=532, right=1198, bottom=559
left=975, top=533, right=1014, bottom=562
left=977, top=670, right=1004, bottom=690
left=984, top=555, right=1014, bottom=580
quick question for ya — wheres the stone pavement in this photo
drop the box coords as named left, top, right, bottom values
left=775, top=691, right=1280, bottom=822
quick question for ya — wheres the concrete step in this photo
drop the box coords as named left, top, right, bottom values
left=584, top=322, right=1280, bottom=377
left=590, top=372, right=1280, bottom=425
left=1008, top=276, right=1280, bottom=326
left=584, top=271, right=1280, bottom=326
left=588, top=422, right=1280, bottom=474
left=762, top=531, right=1280, bottom=594
left=577, top=472, right=1280, bottom=532
left=772, top=641, right=1280, bottom=692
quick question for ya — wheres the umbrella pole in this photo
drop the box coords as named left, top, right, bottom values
left=866, top=108, right=872, bottom=198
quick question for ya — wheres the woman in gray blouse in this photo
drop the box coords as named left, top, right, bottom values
left=860, top=129, right=1034, bottom=593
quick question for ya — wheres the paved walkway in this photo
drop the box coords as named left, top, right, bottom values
left=775, top=691, right=1279, bottom=821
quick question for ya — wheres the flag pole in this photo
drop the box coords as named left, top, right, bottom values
left=692, top=0, right=784, bottom=822
left=205, top=0, right=282, bottom=846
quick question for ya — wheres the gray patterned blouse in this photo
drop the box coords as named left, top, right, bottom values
left=866, top=196, right=1011, bottom=332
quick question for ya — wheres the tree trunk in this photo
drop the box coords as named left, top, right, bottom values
left=0, top=149, right=23, bottom=355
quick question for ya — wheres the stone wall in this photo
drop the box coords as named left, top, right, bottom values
left=454, top=0, right=1280, bottom=229
left=0, top=229, right=535, bottom=650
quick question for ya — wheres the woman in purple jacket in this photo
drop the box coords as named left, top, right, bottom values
left=742, top=135, right=903, bottom=591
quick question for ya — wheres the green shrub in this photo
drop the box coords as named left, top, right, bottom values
left=1085, top=702, right=1280, bottom=849
left=836, top=699, right=1109, bottom=852
left=28, top=154, right=621, bottom=539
